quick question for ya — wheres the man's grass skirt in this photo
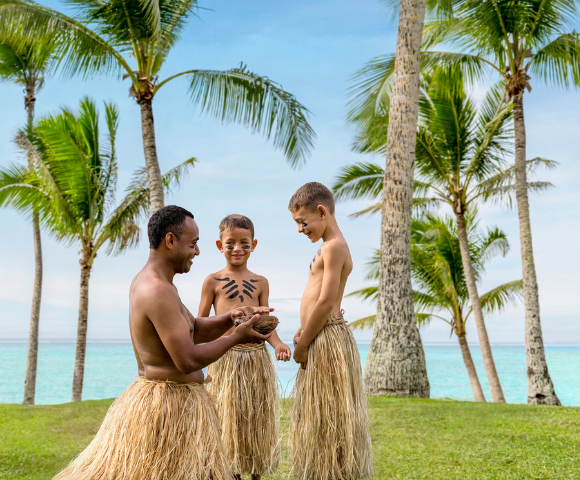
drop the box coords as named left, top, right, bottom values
left=53, top=376, right=230, bottom=480
left=291, top=315, right=374, bottom=480
left=207, top=343, right=281, bottom=476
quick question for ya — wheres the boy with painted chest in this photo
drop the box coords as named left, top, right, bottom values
left=288, top=182, right=374, bottom=480
left=198, top=214, right=291, bottom=480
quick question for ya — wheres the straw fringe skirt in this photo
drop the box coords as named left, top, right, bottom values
left=207, top=343, right=281, bottom=476
left=53, top=376, right=230, bottom=480
left=290, top=315, right=374, bottom=480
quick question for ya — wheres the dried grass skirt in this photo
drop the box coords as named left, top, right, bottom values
left=290, top=316, right=374, bottom=480
left=53, top=376, right=230, bottom=480
left=207, top=343, right=281, bottom=476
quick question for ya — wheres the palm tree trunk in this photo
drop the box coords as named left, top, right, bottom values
left=71, top=252, right=92, bottom=402
left=363, top=0, right=430, bottom=397
left=139, top=98, right=164, bottom=214
left=457, top=332, right=486, bottom=402
left=23, top=83, right=43, bottom=406
left=455, top=212, right=505, bottom=403
left=512, top=94, right=560, bottom=406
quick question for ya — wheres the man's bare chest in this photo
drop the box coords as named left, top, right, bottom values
left=214, top=275, right=261, bottom=304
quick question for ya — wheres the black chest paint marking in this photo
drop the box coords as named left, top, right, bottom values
left=310, top=248, right=322, bottom=271
left=216, top=277, right=258, bottom=302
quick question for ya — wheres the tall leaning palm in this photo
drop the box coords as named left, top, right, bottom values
left=0, top=0, right=315, bottom=213
left=349, top=215, right=523, bottom=403
left=0, top=98, right=196, bottom=401
left=392, top=0, right=579, bottom=405
left=0, top=34, right=58, bottom=404
left=341, top=72, right=555, bottom=402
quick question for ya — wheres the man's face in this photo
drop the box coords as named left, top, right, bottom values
left=291, top=206, right=326, bottom=243
left=216, top=228, right=257, bottom=267
left=171, top=217, right=200, bottom=274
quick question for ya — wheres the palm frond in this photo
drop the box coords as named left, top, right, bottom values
left=479, top=279, right=523, bottom=315
left=530, top=32, right=580, bottom=88
left=332, top=162, right=384, bottom=202
left=348, top=315, right=376, bottom=331
left=158, top=65, right=314, bottom=167
left=346, top=286, right=378, bottom=302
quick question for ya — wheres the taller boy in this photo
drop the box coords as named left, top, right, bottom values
left=199, top=214, right=291, bottom=480
left=289, top=182, right=374, bottom=480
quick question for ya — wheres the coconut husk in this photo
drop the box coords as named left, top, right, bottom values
left=233, top=315, right=279, bottom=335
left=53, top=376, right=230, bottom=480
left=290, top=314, right=374, bottom=480
left=207, top=343, right=281, bottom=476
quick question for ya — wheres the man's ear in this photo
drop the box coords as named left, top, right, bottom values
left=216, top=239, right=223, bottom=252
left=165, top=232, right=176, bottom=249
left=317, top=205, right=327, bottom=220
left=250, top=239, right=258, bottom=252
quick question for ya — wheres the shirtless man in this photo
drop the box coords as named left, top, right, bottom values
left=287, top=183, right=374, bottom=480
left=54, top=205, right=271, bottom=480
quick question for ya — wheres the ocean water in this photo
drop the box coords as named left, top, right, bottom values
left=0, top=342, right=579, bottom=406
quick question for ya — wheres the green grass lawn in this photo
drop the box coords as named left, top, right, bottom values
left=1, top=397, right=579, bottom=479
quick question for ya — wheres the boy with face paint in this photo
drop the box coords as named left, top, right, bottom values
left=198, top=214, right=290, bottom=480
left=288, top=182, right=374, bottom=480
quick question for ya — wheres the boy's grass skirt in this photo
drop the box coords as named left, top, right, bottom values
left=291, top=315, right=374, bottom=480
left=53, top=376, right=230, bottom=480
left=207, top=343, right=281, bottom=476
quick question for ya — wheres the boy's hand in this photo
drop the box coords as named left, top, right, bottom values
left=230, top=306, right=274, bottom=323
left=275, top=343, right=291, bottom=362
left=293, top=329, right=302, bottom=348
left=293, top=343, right=309, bottom=369
left=232, top=314, right=272, bottom=344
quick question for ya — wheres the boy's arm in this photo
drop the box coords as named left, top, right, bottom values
left=294, top=244, right=346, bottom=367
left=260, top=279, right=281, bottom=348
left=197, top=276, right=215, bottom=318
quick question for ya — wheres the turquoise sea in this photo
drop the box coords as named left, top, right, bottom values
left=0, top=342, right=579, bottom=405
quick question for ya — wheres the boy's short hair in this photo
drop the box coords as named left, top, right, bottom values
left=219, top=214, right=255, bottom=239
left=288, top=182, right=335, bottom=215
left=148, top=205, right=194, bottom=249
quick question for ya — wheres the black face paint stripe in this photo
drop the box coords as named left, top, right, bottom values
left=243, top=289, right=253, bottom=299
left=226, top=285, right=237, bottom=295
left=229, top=290, right=239, bottom=299
left=216, top=277, right=230, bottom=282
left=242, top=245, right=251, bottom=249
left=222, top=280, right=236, bottom=289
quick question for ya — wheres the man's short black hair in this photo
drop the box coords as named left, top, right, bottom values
left=148, top=205, right=194, bottom=249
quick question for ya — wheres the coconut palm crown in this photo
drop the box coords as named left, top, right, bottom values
left=348, top=213, right=523, bottom=402
left=0, top=0, right=315, bottom=212
left=0, top=97, right=196, bottom=401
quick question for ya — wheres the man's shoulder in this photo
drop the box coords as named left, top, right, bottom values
left=133, top=271, right=176, bottom=300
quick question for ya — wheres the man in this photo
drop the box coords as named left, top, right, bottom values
left=54, top=205, right=272, bottom=480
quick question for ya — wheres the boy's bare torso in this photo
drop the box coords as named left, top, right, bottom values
left=204, top=269, right=266, bottom=336
left=300, top=238, right=353, bottom=328
left=129, top=266, right=204, bottom=384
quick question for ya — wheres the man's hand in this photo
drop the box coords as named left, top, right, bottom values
left=275, top=343, right=291, bottom=362
left=231, top=314, right=273, bottom=344
left=293, top=343, right=309, bottom=369
left=230, top=306, right=274, bottom=322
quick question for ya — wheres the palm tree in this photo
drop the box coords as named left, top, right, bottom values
left=0, top=0, right=315, bottom=213
left=364, top=0, right=579, bottom=406
left=341, top=70, right=556, bottom=402
left=355, top=0, right=431, bottom=398
left=348, top=214, right=523, bottom=403
left=0, top=98, right=196, bottom=401
left=0, top=34, right=58, bottom=404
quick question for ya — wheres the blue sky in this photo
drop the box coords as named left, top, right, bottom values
left=0, top=0, right=579, bottom=345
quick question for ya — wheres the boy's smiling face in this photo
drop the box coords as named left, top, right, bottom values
left=291, top=206, right=327, bottom=243
left=216, top=227, right=257, bottom=266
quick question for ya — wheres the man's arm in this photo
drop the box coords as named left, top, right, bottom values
left=148, top=283, right=271, bottom=373
left=294, top=244, right=346, bottom=367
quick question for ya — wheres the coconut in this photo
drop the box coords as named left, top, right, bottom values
left=234, top=315, right=279, bottom=335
